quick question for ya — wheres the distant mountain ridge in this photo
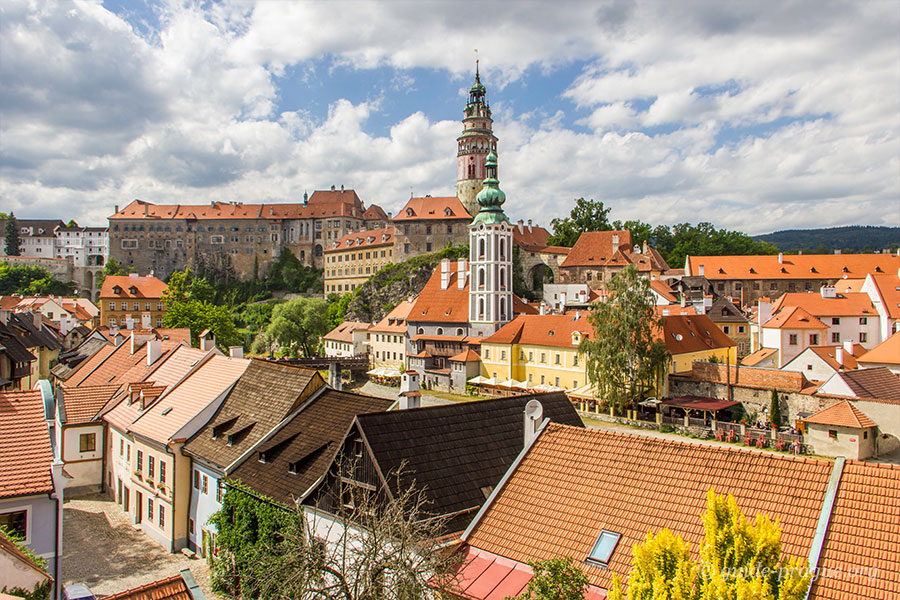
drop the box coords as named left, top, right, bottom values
left=754, top=226, right=899, bottom=253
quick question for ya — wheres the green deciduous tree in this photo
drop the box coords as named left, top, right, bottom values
left=580, top=265, right=670, bottom=409
left=268, top=249, right=322, bottom=293
left=512, top=557, right=589, bottom=600
left=547, top=198, right=612, bottom=247
left=610, top=489, right=811, bottom=600
left=265, top=297, right=330, bottom=357
left=0, top=262, right=73, bottom=295
left=4, top=213, right=22, bottom=256
left=163, top=268, right=239, bottom=349
left=96, top=256, right=134, bottom=289
left=326, top=293, right=353, bottom=330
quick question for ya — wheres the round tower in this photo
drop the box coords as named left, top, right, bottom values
left=468, top=151, right=513, bottom=337
left=457, top=62, right=498, bottom=218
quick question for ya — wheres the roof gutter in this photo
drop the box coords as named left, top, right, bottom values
left=804, top=456, right=845, bottom=600
left=461, top=417, right=550, bottom=542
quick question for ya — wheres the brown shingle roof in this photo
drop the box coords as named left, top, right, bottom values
left=0, top=390, right=53, bottom=499
left=356, top=393, right=584, bottom=533
left=804, top=400, right=876, bottom=428
left=833, top=367, right=900, bottom=401
left=184, top=360, right=324, bottom=469
left=464, top=424, right=833, bottom=592
left=228, top=389, right=392, bottom=506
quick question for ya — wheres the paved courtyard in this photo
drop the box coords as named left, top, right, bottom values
left=61, top=494, right=213, bottom=597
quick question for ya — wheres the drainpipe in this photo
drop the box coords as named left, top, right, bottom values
left=50, top=460, right=66, bottom=600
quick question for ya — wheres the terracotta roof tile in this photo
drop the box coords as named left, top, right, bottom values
left=650, top=279, right=677, bottom=303
left=804, top=344, right=865, bottom=371
left=660, top=314, right=736, bottom=354
left=804, top=400, right=877, bottom=428
left=464, top=424, right=833, bottom=593
left=770, top=291, right=877, bottom=317
left=687, top=254, right=899, bottom=280
left=512, top=225, right=551, bottom=250
left=763, top=306, right=829, bottom=330
left=370, top=299, right=416, bottom=333
left=449, top=349, right=481, bottom=362
left=99, top=276, right=167, bottom=300
left=67, top=335, right=184, bottom=388
left=866, top=272, right=900, bottom=318
left=184, top=360, right=324, bottom=469
left=325, top=226, right=394, bottom=253
left=483, top=313, right=594, bottom=348
left=61, top=384, right=121, bottom=424
left=833, top=367, right=900, bottom=401
left=0, top=390, right=53, bottom=499
left=392, top=196, right=470, bottom=221
left=128, top=354, right=249, bottom=443
left=741, top=347, right=778, bottom=366
left=560, top=231, right=632, bottom=268
left=323, top=321, right=370, bottom=343
left=103, top=573, right=192, bottom=600
left=857, top=332, right=900, bottom=366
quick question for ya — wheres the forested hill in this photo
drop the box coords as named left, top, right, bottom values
left=754, top=226, right=900, bottom=253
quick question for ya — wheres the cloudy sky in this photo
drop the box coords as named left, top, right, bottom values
left=1, top=0, right=898, bottom=234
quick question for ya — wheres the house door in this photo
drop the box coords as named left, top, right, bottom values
left=123, top=486, right=129, bottom=512
left=117, top=479, right=122, bottom=504
left=135, top=491, right=143, bottom=524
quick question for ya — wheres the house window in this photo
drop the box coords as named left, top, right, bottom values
left=137, top=450, right=143, bottom=472
left=738, top=326, right=745, bottom=333
left=723, top=326, right=730, bottom=334
left=788, top=334, right=798, bottom=345
left=217, top=482, right=224, bottom=503
left=528, top=374, right=533, bottom=384
left=832, top=332, right=840, bottom=343
left=859, top=317, right=867, bottom=325
left=0, top=510, right=27, bottom=539
left=148, top=498, right=153, bottom=521
left=529, top=352, right=534, bottom=362
left=587, top=530, right=621, bottom=566
left=202, top=474, right=208, bottom=495
left=807, top=364, right=813, bottom=370
left=573, top=355, right=579, bottom=367
left=189, top=518, right=194, bottom=534
left=540, top=375, right=545, bottom=384
left=859, top=332, right=867, bottom=343
left=541, top=353, right=547, bottom=364
left=832, top=317, right=840, bottom=325
left=109, top=302, right=116, bottom=311
left=501, top=350, right=506, bottom=360
left=159, top=505, right=165, bottom=528
left=484, top=349, right=490, bottom=360
left=193, top=470, right=200, bottom=490
left=809, top=334, right=819, bottom=345
left=770, top=282, right=778, bottom=290
left=554, top=353, right=561, bottom=365
left=160, top=461, right=166, bottom=485
left=148, top=456, right=155, bottom=478
left=555, top=377, right=560, bottom=387
left=828, top=429, right=837, bottom=439
left=79, top=433, right=96, bottom=453
left=120, top=439, right=124, bottom=456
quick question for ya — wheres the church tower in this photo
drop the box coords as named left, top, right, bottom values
left=457, top=62, right=498, bottom=217
left=468, top=151, right=513, bottom=338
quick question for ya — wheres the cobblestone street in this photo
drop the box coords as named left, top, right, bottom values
left=61, top=494, right=213, bottom=597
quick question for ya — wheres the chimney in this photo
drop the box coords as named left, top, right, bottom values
left=143, top=203, right=148, bottom=216
left=835, top=345, right=844, bottom=365
left=457, top=259, right=467, bottom=289
left=820, top=286, right=837, bottom=299
left=141, top=313, right=151, bottom=329
left=399, top=371, right=421, bottom=410
left=0, top=309, right=9, bottom=325
left=523, top=399, right=543, bottom=448
left=642, top=240, right=649, bottom=255
left=303, top=192, right=308, bottom=206
left=527, top=219, right=533, bottom=233
left=331, top=185, right=336, bottom=191
left=757, top=299, right=772, bottom=328
left=517, top=219, right=524, bottom=234
left=32, top=311, right=42, bottom=330
left=229, top=346, right=244, bottom=359
left=834, top=249, right=841, bottom=255
left=129, top=272, right=139, bottom=278
left=662, top=309, right=670, bottom=316
left=130, top=331, right=153, bottom=355
left=575, top=310, right=582, bottom=321
left=125, top=315, right=135, bottom=330
left=843, top=340, right=854, bottom=356
left=698, top=264, right=705, bottom=277
left=680, top=294, right=686, bottom=308
left=146, top=338, right=162, bottom=366
left=200, top=330, right=216, bottom=351
left=440, top=258, right=451, bottom=290
left=387, top=211, right=392, bottom=219
left=114, top=204, right=119, bottom=214
left=559, top=291, right=567, bottom=308
left=778, top=252, right=784, bottom=264
left=612, top=234, right=619, bottom=254
left=341, top=184, right=344, bottom=191
left=539, top=301, right=548, bottom=315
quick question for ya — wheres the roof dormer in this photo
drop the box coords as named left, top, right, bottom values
left=128, top=286, right=138, bottom=295
left=112, top=285, right=123, bottom=295
left=406, top=207, right=414, bottom=217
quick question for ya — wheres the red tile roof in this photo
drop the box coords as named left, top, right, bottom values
left=370, top=299, right=416, bottom=333
left=741, top=347, right=778, bottom=366
left=763, top=306, right=829, bottom=330
left=483, top=313, right=594, bottom=348
left=449, top=349, right=481, bottom=362
left=660, top=314, right=736, bottom=354
left=687, top=253, right=900, bottom=280
left=512, top=225, right=551, bottom=250
left=323, top=321, right=370, bottom=343
left=103, top=573, right=192, bottom=600
left=464, top=424, right=833, bottom=593
left=0, top=390, right=53, bottom=499
left=560, top=230, right=632, bottom=268
left=804, top=400, right=876, bottom=428
left=409, top=263, right=471, bottom=324
left=867, top=271, right=900, bottom=319
left=770, top=291, right=877, bottom=317
left=803, top=344, right=865, bottom=371
left=649, top=279, right=677, bottom=303
left=61, top=384, right=121, bottom=424
left=857, top=332, right=900, bottom=365
left=67, top=335, right=184, bottom=388
left=325, top=226, right=394, bottom=253
left=392, top=196, right=470, bottom=221
left=99, top=276, right=167, bottom=300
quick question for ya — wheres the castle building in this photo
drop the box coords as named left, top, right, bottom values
left=468, top=151, right=514, bottom=338
left=456, top=63, right=498, bottom=217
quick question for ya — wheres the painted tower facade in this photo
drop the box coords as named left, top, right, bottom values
left=456, top=64, right=499, bottom=217
left=468, top=152, right=513, bottom=338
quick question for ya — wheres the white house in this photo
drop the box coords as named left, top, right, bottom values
left=322, top=321, right=371, bottom=357
left=781, top=341, right=865, bottom=382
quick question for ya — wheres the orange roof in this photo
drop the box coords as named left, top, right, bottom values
left=325, top=226, right=394, bottom=253
left=0, top=390, right=53, bottom=499
left=370, top=298, right=416, bottom=333
left=655, top=305, right=697, bottom=316
left=858, top=332, right=900, bottom=365
left=512, top=225, right=550, bottom=249
left=464, top=424, right=832, bottom=593
left=409, top=262, right=471, bottom=324
left=804, top=400, right=876, bottom=428
left=867, top=272, right=900, bottom=319
left=770, top=291, right=877, bottom=317
left=67, top=335, right=184, bottom=388
left=834, top=278, right=866, bottom=293
left=660, top=314, right=736, bottom=354
left=61, top=384, right=121, bottom=424
left=128, top=355, right=249, bottom=443
left=392, top=196, right=470, bottom=221
left=560, top=230, right=632, bottom=268
left=804, top=344, right=865, bottom=371
left=763, top=306, right=829, bottom=330
left=449, top=349, right=481, bottom=362
left=687, top=253, right=900, bottom=280
left=483, top=312, right=594, bottom=348
left=323, top=321, right=370, bottom=343
left=741, top=347, right=778, bottom=366
left=649, top=279, right=677, bottom=303
left=104, top=573, right=192, bottom=600
left=99, top=275, right=167, bottom=300
left=811, top=461, right=900, bottom=600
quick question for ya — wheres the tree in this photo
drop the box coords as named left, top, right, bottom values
left=580, top=265, right=670, bottom=409
left=547, top=198, right=612, bottom=247
left=210, top=463, right=462, bottom=600
left=96, top=256, right=134, bottom=289
left=326, top=293, right=353, bottom=330
left=609, top=489, right=811, bottom=600
left=512, top=557, right=589, bottom=600
left=4, top=213, right=22, bottom=256
left=163, top=268, right=239, bottom=349
left=0, top=262, right=73, bottom=295
left=265, top=297, right=331, bottom=357
left=769, top=389, right=781, bottom=427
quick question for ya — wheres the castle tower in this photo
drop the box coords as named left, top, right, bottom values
left=457, top=62, right=498, bottom=217
left=468, top=151, right=513, bottom=338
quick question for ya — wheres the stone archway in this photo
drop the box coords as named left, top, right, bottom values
left=527, top=263, right=554, bottom=292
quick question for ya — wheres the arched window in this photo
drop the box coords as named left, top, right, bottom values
left=478, top=238, right=486, bottom=259
left=499, top=268, right=506, bottom=290
left=478, top=268, right=485, bottom=288
left=500, top=298, right=507, bottom=321
left=478, top=299, right=485, bottom=319
left=499, top=239, right=506, bottom=259
left=437, top=328, right=444, bottom=335
left=417, top=327, right=424, bottom=335
left=456, top=328, right=464, bottom=336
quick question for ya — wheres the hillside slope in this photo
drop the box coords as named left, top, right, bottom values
left=754, top=226, right=899, bottom=252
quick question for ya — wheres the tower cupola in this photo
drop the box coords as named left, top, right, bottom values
left=472, top=152, right=509, bottom=225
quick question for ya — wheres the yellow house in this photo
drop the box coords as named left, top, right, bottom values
left=370, top=298, right=415, bottom=369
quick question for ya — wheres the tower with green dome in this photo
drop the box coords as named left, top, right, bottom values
left=456, top=61, right=498, bottom=217
left=468, top=150, right=513, bottom=336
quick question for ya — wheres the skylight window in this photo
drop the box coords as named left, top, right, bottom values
left=161, top=407, right=172, bottom=416
left=587, top=530, right=621, bottom=566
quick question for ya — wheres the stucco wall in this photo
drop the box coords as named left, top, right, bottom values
left=61, top=424, right=104, bottom=494
left=805, top=424, right=876, bottom=459
left=0, top=495, right=57, bottom=573
left=187, top=462, right=222, bottom=556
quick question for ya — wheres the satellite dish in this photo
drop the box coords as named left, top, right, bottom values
left=675, top=334, right=683, bottom=341
left=525, top=399, right=543, bottom=422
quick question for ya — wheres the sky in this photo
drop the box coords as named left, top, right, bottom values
left=1, top=0, right=898, bottom=235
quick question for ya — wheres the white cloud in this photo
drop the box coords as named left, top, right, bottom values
left=0, top=0, right=897, bottom=238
